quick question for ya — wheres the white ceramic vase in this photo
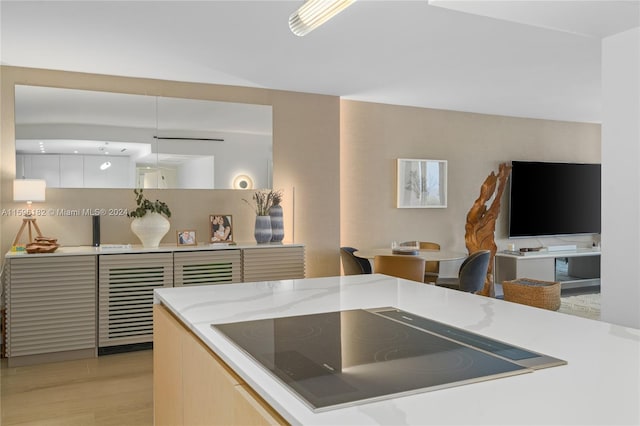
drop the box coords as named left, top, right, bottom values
left=131, top=212, right=170, bottom=248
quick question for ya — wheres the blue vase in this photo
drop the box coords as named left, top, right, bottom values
left=269, top=204, right=284, bottom=242
left=254, top=215, right=272, bottom=244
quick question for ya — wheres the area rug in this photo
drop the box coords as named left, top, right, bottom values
left=558, top=293, right=601, bottom=320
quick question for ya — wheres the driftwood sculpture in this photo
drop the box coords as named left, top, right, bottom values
left=465, top=163, right=512, bottom=296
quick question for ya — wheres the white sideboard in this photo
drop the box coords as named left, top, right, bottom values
left=494, top=248, right=601, bottom=291
left=3, top=243, right=305, bottom=366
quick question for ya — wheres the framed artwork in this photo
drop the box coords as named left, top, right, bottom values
left=210, top=214, right=234, bottom=243
left=397, top=158, right=447, bottom=208
left=176, top=230, right=197, bottom=246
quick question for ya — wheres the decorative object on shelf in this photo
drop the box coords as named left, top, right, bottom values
left=209, top=215, right=234, bottom=243
left=269, top=190, right=284, bottom=242
left=243, top=190, right=281, bottom=244
left=177, top=230, right=197, bottom=246
left=92, top=215, right=101, bottom=247
left=254, top=215, right=272, bottom=244
left=396, top=159, right=447, bottom=208
left=26, top=236, right=59, bottom=253
left=128, top=189, right=171, bottom=248
left=12, top=179, right=47, bottom=247
left=465, top=162, right=511, bottom=297
left=391, top=240, right=419, bottom=255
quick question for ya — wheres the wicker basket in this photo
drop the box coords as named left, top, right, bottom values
left=502, top=278, right=561, bottom=311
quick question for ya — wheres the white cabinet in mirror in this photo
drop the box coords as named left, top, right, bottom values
left=14, top=85, right=273, bottom=189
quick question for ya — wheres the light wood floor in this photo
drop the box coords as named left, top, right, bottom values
left=1, top=350, right=153, bottom=426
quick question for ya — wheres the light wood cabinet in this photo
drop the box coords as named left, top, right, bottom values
left=3, top=244, right=303, bottom=365
left=154, top=304, right=288, bottom=425
left=174, top=249, right=242, bottom=287
left=234, top=384, right=287, bottom=425
left=5, top=256, right=96, bottom=366
left=243, top=246, right=305, bottom=282
left=153, top=302, right=184, bottom=426
left=4, top=255, right=96, bottom=367
left=99, top=252, right=173, bottom=349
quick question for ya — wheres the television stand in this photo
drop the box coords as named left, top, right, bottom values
left=494, top=248, right=600, bottom=294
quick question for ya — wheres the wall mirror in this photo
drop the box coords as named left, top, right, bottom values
left=14, top=85, right=273, bottom=189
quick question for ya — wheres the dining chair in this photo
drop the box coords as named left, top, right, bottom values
left=374, top=255, right=426, bottom=282
left=435, top=250, right=490, bottom=293
left=401, top=241, right=441, bottom=283
left=340, top=247, right=372, bottom=275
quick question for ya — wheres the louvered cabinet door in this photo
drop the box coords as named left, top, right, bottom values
left=98, top=252, right=173, bottom=348
left=242, top=246, right=305, bottom=282
left=174, top=250, right=241, bottom=287
left=6, top=255, right=96, bottom=360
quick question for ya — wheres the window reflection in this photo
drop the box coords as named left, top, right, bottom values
left=14, top=85, right=273, bottom=189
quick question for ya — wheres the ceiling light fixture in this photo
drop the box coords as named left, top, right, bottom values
left=289, top=0, right=356, bottom=36
left=153, top=136, right=224, bottom=142
left=100, top=161, right=112, bottom=170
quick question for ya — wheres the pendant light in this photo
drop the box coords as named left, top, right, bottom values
left=289, top=0, right=356, bottom=36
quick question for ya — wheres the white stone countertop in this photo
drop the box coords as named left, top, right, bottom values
left=5, top=241, right=303, bottom=258
left=154, top=274, right=639, bottom=425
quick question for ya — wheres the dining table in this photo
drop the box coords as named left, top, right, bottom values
left=353, top=248, right=468, bottom=262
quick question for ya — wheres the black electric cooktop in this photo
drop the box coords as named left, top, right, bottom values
left=212, top=307, right=566, bottom=412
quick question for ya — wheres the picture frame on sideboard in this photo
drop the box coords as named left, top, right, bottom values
left=210, top=215, right=233, bottom=243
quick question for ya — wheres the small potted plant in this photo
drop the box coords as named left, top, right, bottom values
left=128, top=189, right=172, bottom=248
left=128, top=188, right=172, bottom=218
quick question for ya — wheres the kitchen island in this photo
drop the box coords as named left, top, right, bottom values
left=153, top=274, right=639, bottom=425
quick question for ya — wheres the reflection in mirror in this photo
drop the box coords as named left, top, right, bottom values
left=232, top=174, right=254, bottom=190
left=14, top=85, right=273, bottom=189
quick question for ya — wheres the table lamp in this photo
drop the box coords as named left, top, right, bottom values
left=13, top=179, right=46, bottom=246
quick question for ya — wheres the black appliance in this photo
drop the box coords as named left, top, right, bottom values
left=213, top=307, right=565, bottom=412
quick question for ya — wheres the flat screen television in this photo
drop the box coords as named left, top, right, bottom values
left=508, top=161, right=601, bottom=238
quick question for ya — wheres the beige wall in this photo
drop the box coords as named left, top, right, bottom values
left=0, top=67, right=602, bottom=280
left=0, top=66, right=341, bottom=278
left=340, top=100, right=601, bottom=275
